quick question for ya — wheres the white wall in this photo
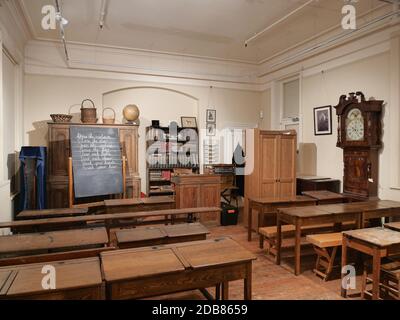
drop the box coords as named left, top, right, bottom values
left=301, top=52, right=400, bottom=200
left=0, top=3, right=28, bottom=225
left=24, top=74, right=263, bottom=192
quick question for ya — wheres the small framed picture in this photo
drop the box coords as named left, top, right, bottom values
left=181, top=116, right=197, bottom=128
left=206, top=109, right=216, bottom=123
left=206, top=123, right=216, bottom=136
left=314, top=105, right=332, bottom=136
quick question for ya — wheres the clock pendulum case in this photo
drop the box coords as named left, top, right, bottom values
left=334, top=92, right=383, bottom=200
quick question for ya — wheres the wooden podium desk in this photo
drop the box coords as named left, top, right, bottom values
left=172, top=174, right=221, bottom=225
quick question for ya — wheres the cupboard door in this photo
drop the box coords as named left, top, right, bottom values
left=278, top=135, right=296, bottom=198
left=120, top=128, right=139, bottom=176
left=260, top=135, right=279, bottom=198
left=48, top=125, right=70, bottom=177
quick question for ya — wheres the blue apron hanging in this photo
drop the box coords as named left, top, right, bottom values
left=19, top=146, right=47, bottom=210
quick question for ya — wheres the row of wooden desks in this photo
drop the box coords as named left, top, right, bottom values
left=0, top=237, right=255, bottom=300
left=276, top=200, right=400, bottom=276
left=17, top=196, right=175, bottom=220
left=2, top=207, right=220, bottom=235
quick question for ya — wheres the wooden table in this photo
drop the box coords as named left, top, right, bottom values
left=0, top=257, right=104, bottom=299
left=302, top=190, right=347, bottom=204
left=101, top=237, right=256, bottom=300
left=17, top=208, right=88, bottom=220
left=247, top=196, right=317, bottom=241
left=276, top=205, right=362, bottom=275
left=385, top=222, right=400, bottom=232
left=342, top=227, right=400, bottom=300
left=104, top=196, right=175, bottom=214
left=116, top=223, right=209, bottom=249
left=0, top=228, right=110, bottom=266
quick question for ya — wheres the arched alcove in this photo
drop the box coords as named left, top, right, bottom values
left=102, top=86, right=200, bottom=193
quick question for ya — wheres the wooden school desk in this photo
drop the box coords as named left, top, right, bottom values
left=17, top=208, right=88, bottom=220
left=247, top=196, right=317, bottom=241
left=301, top=190, right=348, bottom=204
left=276, top=205, right=362, bottom=275
left=0, top=257, right=104, bottom=300
left=0, top=228, right=109, bottom=256
left=101, top=237, right=256, bottom=300
left=104, top=196, right=175, bottom=214
left=116, top=223, right=209, bottom=249
left=341, top=227, right=400, bottom=300
left=385, top=222, right=400, bottom=232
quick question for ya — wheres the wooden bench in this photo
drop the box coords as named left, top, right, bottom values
left=258, top=222, right=352, bottom=256
left=116, top=223, right=209, bottom=249
left=306, top=232, right=342, bottom=281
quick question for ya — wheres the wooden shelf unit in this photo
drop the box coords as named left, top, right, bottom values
left=146, top=125, right=199, bottom=197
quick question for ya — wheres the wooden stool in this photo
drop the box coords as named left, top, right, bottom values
left=306, top=233, right=342, bottom=281
left=362, top=260, right=400, bottom=300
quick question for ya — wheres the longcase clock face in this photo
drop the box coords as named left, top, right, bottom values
left=345, top=108, right=364, bottom=141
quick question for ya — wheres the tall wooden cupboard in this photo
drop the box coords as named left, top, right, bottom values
left=47, top=122, right=141, bottom=208
left=244, top=129, right=297, bottom=229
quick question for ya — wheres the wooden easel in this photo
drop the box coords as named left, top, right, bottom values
left=68, top=156, right=127, bottom=208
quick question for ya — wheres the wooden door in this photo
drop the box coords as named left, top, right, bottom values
left=260, top=135, right=279, bottom=198
left=48, top=125, right=70, bottom=177
left=278, top=134, right=296, bottom=198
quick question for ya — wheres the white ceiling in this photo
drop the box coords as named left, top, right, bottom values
left=20, top=0, right=390, bottom=63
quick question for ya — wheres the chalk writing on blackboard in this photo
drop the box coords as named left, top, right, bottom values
left=70, top=126, right=123, bottom=198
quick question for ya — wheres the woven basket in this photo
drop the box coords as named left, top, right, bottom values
left=102, top=107, right=116, bottom=124
left=50, top=114, right=73, bottom=123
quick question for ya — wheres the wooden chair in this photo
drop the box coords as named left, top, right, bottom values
left=362, top=259, right=400, bottom=300
left=306, top=232, right=342, bottom=281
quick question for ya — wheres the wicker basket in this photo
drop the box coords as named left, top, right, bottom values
left=102, top=107, right=116, bottom=124
left=81, top=99, right=98, bottom=123
left=50, top=114, right=73, bottom=123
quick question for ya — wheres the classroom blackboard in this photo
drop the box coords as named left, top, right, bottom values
left=70, top=126, right=123, bottom=198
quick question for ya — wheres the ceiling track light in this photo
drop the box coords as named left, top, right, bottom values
left=99, top=0, right=109, bottom=30
left=245, top=0, right=315, bottom=47
left=54, top=0, right=70, bottom=62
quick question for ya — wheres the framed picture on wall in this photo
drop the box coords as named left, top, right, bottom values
left=206, top=123, right=216, bottom=136
left=314, top=105, right=332, bottom=136
left=206, top=109, right=216, bottom=123
left=181, top=116, right=197, bottom=128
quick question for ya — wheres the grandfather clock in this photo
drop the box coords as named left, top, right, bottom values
left=334, top=92, right=383, bottom=200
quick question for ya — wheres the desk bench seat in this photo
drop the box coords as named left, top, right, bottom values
left=306, top=233, right=342, bottom=281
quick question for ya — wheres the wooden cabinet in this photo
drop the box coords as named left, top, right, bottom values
left=47, top=123, right=140, bottom=208
left=172, top=174, right=221, bottom=225
left=244, top=129, right=297, bottom=228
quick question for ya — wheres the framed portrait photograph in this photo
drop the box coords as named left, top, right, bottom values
left=206, top=123, right=216, bottom=136
left=181, top=116, right=197, bottom=128
left=206, top=109, right=216, bottom=123
left=314, top=105, right=332, bottom=136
